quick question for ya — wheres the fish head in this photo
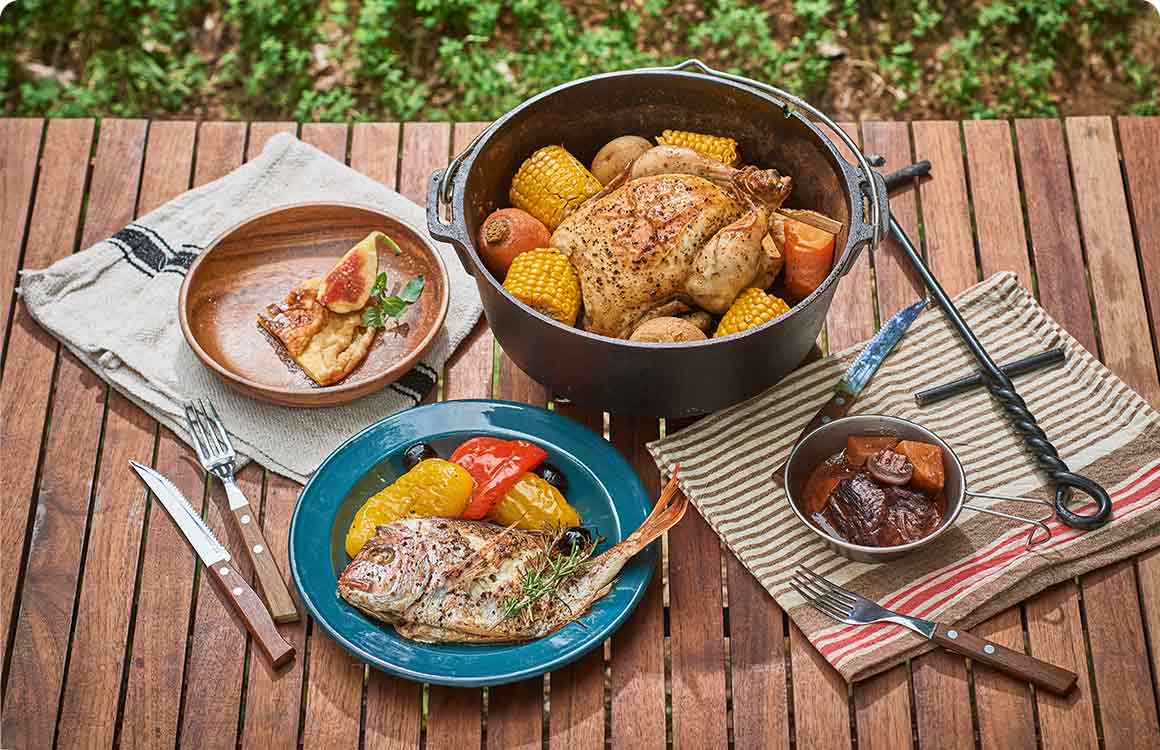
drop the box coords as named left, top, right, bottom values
left=338, top=524, right=431, bottom=615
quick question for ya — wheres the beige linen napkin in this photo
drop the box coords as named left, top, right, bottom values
left=649, top=272, right=1160, bottom=681
left=20, top=133, right=483, bottom=484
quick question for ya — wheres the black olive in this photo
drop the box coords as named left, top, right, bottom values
left=535, top=462, right=569, bottom=494
left=556, top=527, right=594, bottom=555
left=402, top=442, right=439, bottom=470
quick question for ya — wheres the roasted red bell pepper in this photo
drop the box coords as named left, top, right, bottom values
left=451, top=437, right=547, bottom=519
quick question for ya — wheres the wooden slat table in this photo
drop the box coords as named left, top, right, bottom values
left=1, top=116, right=1157, bottom=750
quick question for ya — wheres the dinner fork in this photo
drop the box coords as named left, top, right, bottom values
left=185, top=400, right=299, bottom=623
left=790, top=564, right=1076, bottom=695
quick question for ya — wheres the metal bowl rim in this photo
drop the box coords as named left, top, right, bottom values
left=783, top=414, right=968, bottom=558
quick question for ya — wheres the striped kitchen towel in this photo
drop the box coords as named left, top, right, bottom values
left=648, top=272, right=1160, bottom=682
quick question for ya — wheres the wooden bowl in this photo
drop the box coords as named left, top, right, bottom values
left=179, top=203, right=449, bottom=407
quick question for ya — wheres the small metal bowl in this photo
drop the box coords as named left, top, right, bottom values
left=783, top=415, right=1051, bottom=563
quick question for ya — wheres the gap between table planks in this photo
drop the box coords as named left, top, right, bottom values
left=0, top=117, right=1155, bottom=750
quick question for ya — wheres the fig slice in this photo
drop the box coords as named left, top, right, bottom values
left=318, top=232, right=383, bottom=313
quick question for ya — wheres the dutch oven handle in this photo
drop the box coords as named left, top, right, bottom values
left=426, top=167, right=474, bottom=274
left=663, top=59, right=890, bottom=266
left=427, top=124, right=500, bottom=275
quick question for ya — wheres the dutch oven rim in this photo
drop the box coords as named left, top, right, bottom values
left=428, top=65, right=879, bottom=350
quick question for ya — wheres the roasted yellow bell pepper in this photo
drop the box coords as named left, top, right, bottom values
left=488, top=472, right=582, bottom=530
left=345, top=458, right=475, bottom=556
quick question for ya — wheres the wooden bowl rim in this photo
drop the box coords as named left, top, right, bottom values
left=177, top=201, right=450, bottom=404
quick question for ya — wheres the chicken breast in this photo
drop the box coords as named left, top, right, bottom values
left=551, top=146, right=791, bottom=338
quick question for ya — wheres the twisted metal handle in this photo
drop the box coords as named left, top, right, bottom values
left=978, top=369, right=1112, bottom=529
left=887, top=215, right=1112, bottom=530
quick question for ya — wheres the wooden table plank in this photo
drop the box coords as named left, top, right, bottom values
left=957, top=119, right=1039, bottom=750
left=1066, top=117, right=1160, bottom=404
left=913, top=121, right=977, bottom=297
left=907, top=120, right=975, bottom=750
left=1118, top=117, right=1160, bottom=378
left=120, top=122, right=235, bottom=750
left=0, top=118, right=43, bottom=358
left=362, top=120, right=425, bottom=750
left=1062, top=116, right=1160, bottom=750
left=862, top=121, right=924, bottom=319
left=1118, top=115, right=1160, bottom=734
left=727, top=558, right=789, bottom=749
left=248, top=122, right=297, bottom=158
left=295, top=123, right=366, bottom=750
left=824, top=122, right=878, bottom=347
left=424, top=121, right=490, bottom=750
left=789, top=626, right=852, bottom=749
left=352, top=122, right=400, bottom=187
left=173, top=122, right=255, bottom=750
left=225, top=105, right=298, bottom=738
left=1023, top=584, right=1099, bottom=750
left=1079, top=564, right=1160, bottom=749
left=239, top=475, right=307, bottom=749
left=2, top=118, right=145, bottom=750
left=665, top=416, right=729, bottom=750
left=91, top=123, right=195, bottom=750
left=57, top=122, right=175, bottom=750
left=964, top=120, right=1033, bottom=287
left=1010, top=119, right=1104, bottom=750
left=0, top=120, right=93, bottom=702
left=825, top=121, right=915, bottom=750
left=1013, top=120, right=1098, bottom=354
left=607, top=416, right=667, bottom=750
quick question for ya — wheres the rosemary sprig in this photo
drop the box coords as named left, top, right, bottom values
left=502, top=528, right=597, bottom=625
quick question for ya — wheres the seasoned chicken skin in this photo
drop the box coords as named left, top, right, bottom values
left=550, top=146, right=791, bottom=338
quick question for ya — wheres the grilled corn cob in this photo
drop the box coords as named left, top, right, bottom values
left=503, top=248, right=582, bottom=326
left=509, top=146, right=602, bottom=230
left=656, top=129, right=740, bottom=166
left=714, top=288, right=790, bottom=338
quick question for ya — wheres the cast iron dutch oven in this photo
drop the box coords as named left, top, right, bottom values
left=427, top=59, right=888, bottom=416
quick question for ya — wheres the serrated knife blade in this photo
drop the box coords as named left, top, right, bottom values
left=129, top=460, right=230, bottom=566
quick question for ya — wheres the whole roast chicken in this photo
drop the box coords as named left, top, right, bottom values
left=550, top=146, right=792, bottom=338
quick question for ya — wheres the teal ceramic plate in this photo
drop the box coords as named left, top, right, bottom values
left=289, top=399, right=655, bottom=687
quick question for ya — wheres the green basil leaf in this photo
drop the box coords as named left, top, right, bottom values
left=370, top=272, right=388, bottom=299
left=380, top=296, right=409, bottom=318
left=398, top=274, right=425, bottom=303
left=362, top=305, right=384, bottom=329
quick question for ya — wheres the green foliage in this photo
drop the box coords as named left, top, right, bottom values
left=1, top=0, right=1156, bottom=120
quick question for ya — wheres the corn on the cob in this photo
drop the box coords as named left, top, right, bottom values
left=714, top=288, right=790, bottom=338
left=656, top=129, right=740, bottom=166
left=509, top=146, right=602, bottom=231
left=503, top=248, right=582, bottom=326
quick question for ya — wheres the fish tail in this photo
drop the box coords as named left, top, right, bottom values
left=621, top=466, right=687, bottom=554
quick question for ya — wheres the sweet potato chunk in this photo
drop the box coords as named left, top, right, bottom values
left=845, top=435, right=900, bottom=468
left=894, top=440, right=945, bottom=495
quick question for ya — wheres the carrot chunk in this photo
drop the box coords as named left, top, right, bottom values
left=844, top=435, right=900, bottom=468
left=894, top=440, right=945, bottom=495
left=783, top=219, right=836, bottom=299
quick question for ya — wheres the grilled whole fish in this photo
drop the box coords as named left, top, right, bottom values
left=338, top=473, right=687, bottom=642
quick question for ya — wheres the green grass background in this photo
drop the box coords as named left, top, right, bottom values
left=2, top=0, right=1157, bottom=121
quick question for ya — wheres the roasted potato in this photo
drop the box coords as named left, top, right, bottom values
left=629, top=316, right=707, bottom=343
left=591, top=135, right=651, bottom=185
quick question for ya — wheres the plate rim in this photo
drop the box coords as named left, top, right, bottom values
left=288, top=399, right=655, bottom=687
left=177, top=201, right=450, bottom=403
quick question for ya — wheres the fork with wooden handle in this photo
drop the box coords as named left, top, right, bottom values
left=791, top=564, right=1077, bottom=694
left=184, top=400, right=299, bottom=623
